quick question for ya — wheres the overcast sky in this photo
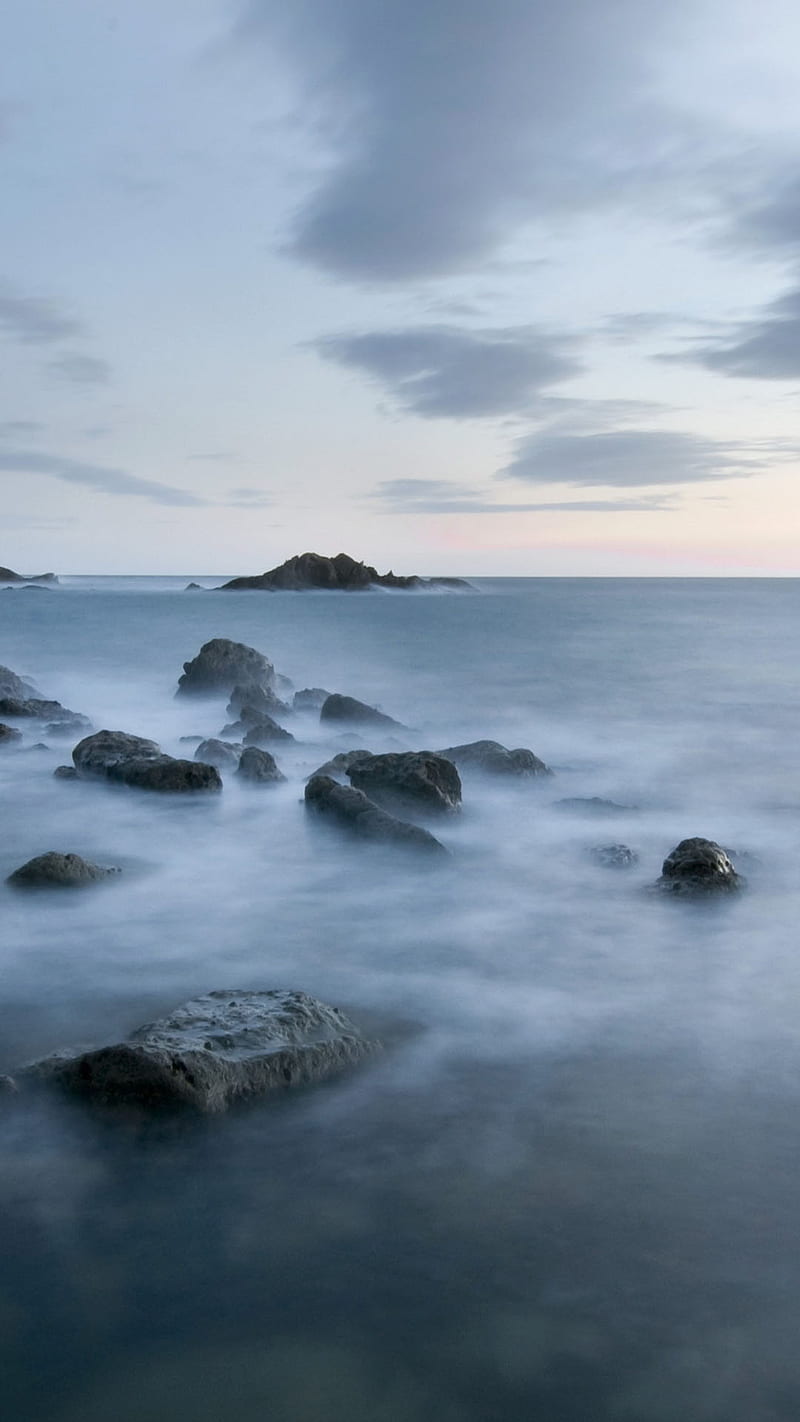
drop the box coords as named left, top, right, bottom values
left=3, top=0, right=800, bottom=574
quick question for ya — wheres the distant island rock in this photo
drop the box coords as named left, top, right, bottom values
left=0, top=565, right=58, bottom=585
left=216, top=552, right=472, bottom=592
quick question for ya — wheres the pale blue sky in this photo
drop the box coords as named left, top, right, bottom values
left=3, top=0, right=800, bottom=574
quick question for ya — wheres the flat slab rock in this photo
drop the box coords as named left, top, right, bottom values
left=20, top=990, right=379, bottom=1113
left=7, top=851, right=121, bottom=888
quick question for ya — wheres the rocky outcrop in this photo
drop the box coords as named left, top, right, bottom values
left=589, top=843, right=639, bottom=869
left=217, top=551, right=472, bottom=592
left=305, top=775, right=447, bottom=854
left=293, top=687, right=331, bottom=711
left=654, top=837, right=742, bottom=896
left=438, top=740, right=551, bottom=776
left=0, top=723, right=22, bottom=746
left=320, top=693, right=405, bottom=730
left=73, top=730, right=222, bottom=793
left=226, top=683, right=290, bottom=719
left=236, top=747, right=285, bottom=783
left=241, top=715, right=295, bottom=747
left=7, top=851, right=120, bottom=888
left=20, top=989, right=379, bottom=1113
left=0, top=665, right=35, bottom=699
left=194, top=739, right=242, bottom=771
left=176, top=639, right=275, bottom=698
left=348, top=752, right=461, bottom=817
left=0, top=566, right=57, bottom=585
left=0, top=696, right=91, bottom=736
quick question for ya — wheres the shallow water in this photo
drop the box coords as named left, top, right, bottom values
left=2, top=577, right=800, bottom=1420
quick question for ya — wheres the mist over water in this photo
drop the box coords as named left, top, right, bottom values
left=2, top=577, right=800, bottom=1420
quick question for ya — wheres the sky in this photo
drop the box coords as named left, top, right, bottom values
left=2, top=0, right=800, bottom=575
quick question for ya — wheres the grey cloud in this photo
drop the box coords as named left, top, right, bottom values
left=501, top=430, right=758, bottom=488
left=0, top=284, right=82, bottom=344
left=314, top=325, right=580, bottom=418
left=730, top=175, right=800, bottom=254
left=48, top=353, right=111, bottom=385
left=226, top=487, right=274, bottom=506
left=0, top=449, right=207, bottom=506
left=235, top=0, right=696, bottom=282
left=369, top=478, right=676, bottom=513
left=675, top=284, right=800, bottom=379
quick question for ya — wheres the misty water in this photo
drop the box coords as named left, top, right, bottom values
left=3, top=576, right=800, bottom=1421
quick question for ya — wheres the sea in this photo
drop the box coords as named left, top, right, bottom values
left=2, top=575, right=800, bottom=1421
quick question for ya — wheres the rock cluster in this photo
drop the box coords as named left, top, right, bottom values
left=73, top=730, right=221, bottom=793
left=217, top=551, right=471, bottom=592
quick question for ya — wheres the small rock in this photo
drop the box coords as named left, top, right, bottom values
left=320, top=694, right=405, bottom=729
left=293, top=687, right=331, bottom=712
left=348, top=751, right=462, bottom=816
left=236, top=747, right=285, bottom=783
left=7, top=851, right=121, bottom=888
left=242, top=715, right=295, bottom=747
left=305, top=774, right=447, bottom=854
left=73, top=730, right=161, bottom=777
left=107, top=756, right=222, bottom=793
left=438, top=739, right=551, bottom=776
left=54, top=765, right=78, bottom=780
left=654, top=837, right=742, bottom=896
left=176, top=638, right=275, bottom=698
left=194, top=738, right=242, bottom=771
left=589, top=843, right=639, bottom=869
left=309, top=749, right=373, bottom=781
left=226, top=684, right=290, bottom=719
left=0, top=722, right=22, bottom=745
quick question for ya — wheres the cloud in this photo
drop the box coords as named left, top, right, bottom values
left=47, top=353, right=111, bottom=385
left=314, top=325, right=580, bottom=417
left=0, top=283, right=83, bottom=344
left=369, top=477, right=677, bottom=513
left=501, top=429, right=759, bottom=488
left=0, top=420, right=44, bottom=438
left=0, top=449, right=207, bottom=506
left=673, top=282, right=800, bottom=379
left=234, top=0, right=698, bottom=282
left=225, top=487, right=274, bottom=506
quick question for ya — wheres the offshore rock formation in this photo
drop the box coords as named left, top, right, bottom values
left=654, top=837, right=742, bottom=896
left=18, top=990, right=379, bottom=1113
left=176, top=639, right=276, bottom=698
left=7, top=851, right=120, bottom=889
left=305, top=775, right=447, bottom=854
left=217, top=551, right=472, bottom=592
left=347, top=751, right=462, bottom=817
left=0, top=566, right=58, bottom=585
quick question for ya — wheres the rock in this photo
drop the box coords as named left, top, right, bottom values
left=654, top=837, right=742, bottom=896
left=176, top=638, right=275, bottom=698
left=242, top=715, right=295, bottom=747
left=305, top=775, right=447, bottom=854
left=438, top=739, right=551, bottom=776
left=73, top=730, right=161, bottom=777
left=0, top=699, right=89, bottom=736
left=216, top=551, right=472, bottom=592
left=589, top=843, right=639, bottom=869
left=293, top=687, right=331, bottom=712
left=184, top=582, right=203, bottom=590
left=194, top=738, right=242, bottom=771
left=0, top=665, right=35, bottom=699
left=236, top=747, right=285, bottom=783
left=554, top=797, right=637, bottom=814
left=0, top=1075, right=17, bottom=1095
left=107, top=756, right=222, bottom=793
left=0, top=566, right=57, bottom=585
left=7, top=851, right=121, bottom=888
left=309, top=749, right=373, bottom=781
left=0, top=722, right=22, bottom=745
left=348, top=751, right=461, bottom=817
left=21, top=989, right=379, bottom=1113
left=226, top=683, right=290, bottom=719
left=54, top=765, right=78, bottom=780
left=320, top=693, right=405, bottom=730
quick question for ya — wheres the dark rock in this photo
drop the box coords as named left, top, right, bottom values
left=54, top=765, right=78, bottom=780
left=0, top=1075, right=17, bottom=1095
left=348, top=751, right=462, bottom=817
left=0, top=665, right=35, bottom=699
left=305, top=775, right=447, bottom=854
left=7, top=851, right=121, bottom=888
left=184, top=582, right=203, bottom=590
left=176, top=638, right=275, bottom=698
left=0, top=566, right=57, bottom=585
left=236, top=747, right=285, bottom=783
left=242, top=715, right=295, bottom=747
left=0, top=696, right=63, bottom=719
left=589, top=843, right=639, bottom=869
left=194, top=738, right=242, bottom=771
left=293, top=687, right=331, bottom=712
left=179, top=735, right=203, bottom=744
left=73, top=730, right=161, bottom=777
left=554, top=797, right=637, bottom=815
left=217, top=551, right=472, bottom=593
left=107, top=756, right=222, bottom=794
left=309, top=749, right=373, bottom=781
left=655, top=837, right=742, bottom=896
left=320, top=693, right=405, bottom=730
left=438, top=739, right=551, bottom=776
left=227, top=683, right=290, bottom=719
left=21, top=989, right=379, bottom=1113
left=44, top=713, right=93, bottom=737
left=0, top=722, right=22, bottom=745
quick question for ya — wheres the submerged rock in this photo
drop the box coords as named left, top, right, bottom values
left=7, top=851, right=120, bottom=888
left=589, top=843, right=639, bottom=869
left=305, top=774, right=447, bottom=854
left=236, top=747, right=285, bottom=783
left=438, top=739, right=551, bottom=776
left=217, top=551, right=472, bottom=592
left=348, top=751, right=461, bottom=817
left=554, top=797, right=637, bottom=815
left=241, top=715, right=295, bottom=747
left=0, top=722, right=22, bottom=746
left=655, top=837, right=742, bottom=896
left=176, top=638, right=275, bottom=698
left=194, top=738, right=242, bottom=771
left=320, top=693, right=405, bottom=730
left=309, top=749, right=373, bottom=781
left=21, top=989, right=379, bottom=1113
left=0, top=665, right=35, bottom=699
left=54, top=765, right=78, bottom=780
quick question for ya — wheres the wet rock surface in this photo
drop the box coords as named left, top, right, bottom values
left=348, top=751, right=462, bottom=817
left=7, top=851, right=121, bottom=888
left=236, top=747, right=285, bottom=783
left=21, top=989, right=379, bottom=1113
left=305, top=774, right=447, bottom=854
left=73, top=730, right=161, bottom=777
left=438, top=739, right=551, bottom=776
left=176, top=638, right=275, bottom=698
left=320, top=693, right=405, bottom=729
left=73, top=731, right=222, bottom=793
left=655, top=837, right=742, bottom=896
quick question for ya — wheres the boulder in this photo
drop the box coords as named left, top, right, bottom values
left=7, top=851, right=120, bottom=889
left=309, top=749, right=372, bottom=781
left=348, top=751, right=461, bottom=816
left=293, top=687, right=331, bottom=712
left=194, top=738, right=242, bottom=771
left=0, top=697, right=90, bottom=735
left=73, top=730, right=161, bottom=777
left=305, top=775, right=447, bottom=855
left=320, top=693, right=405, bottom=730
left=176, top=638, right=274, bottom=698
left=589, top=843, right=639, bottom=869
left=242, top=715, right=295, bottom=747
left=54, top=765, right=78, bottom=780
left=226, top=683, right=290, bottom=719
left=236, top=747, right=285, bottom=783
left=216, top=551, right=472, bottom=592
left=655, top=837, right=742, bottom=896
left=0, top=723, right=22, bottom=746
left=107, top=756, right=222, bottom=793
left=438, top=739, right=551, bottom=776
left=21, top=989, right=379, bottom=1113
